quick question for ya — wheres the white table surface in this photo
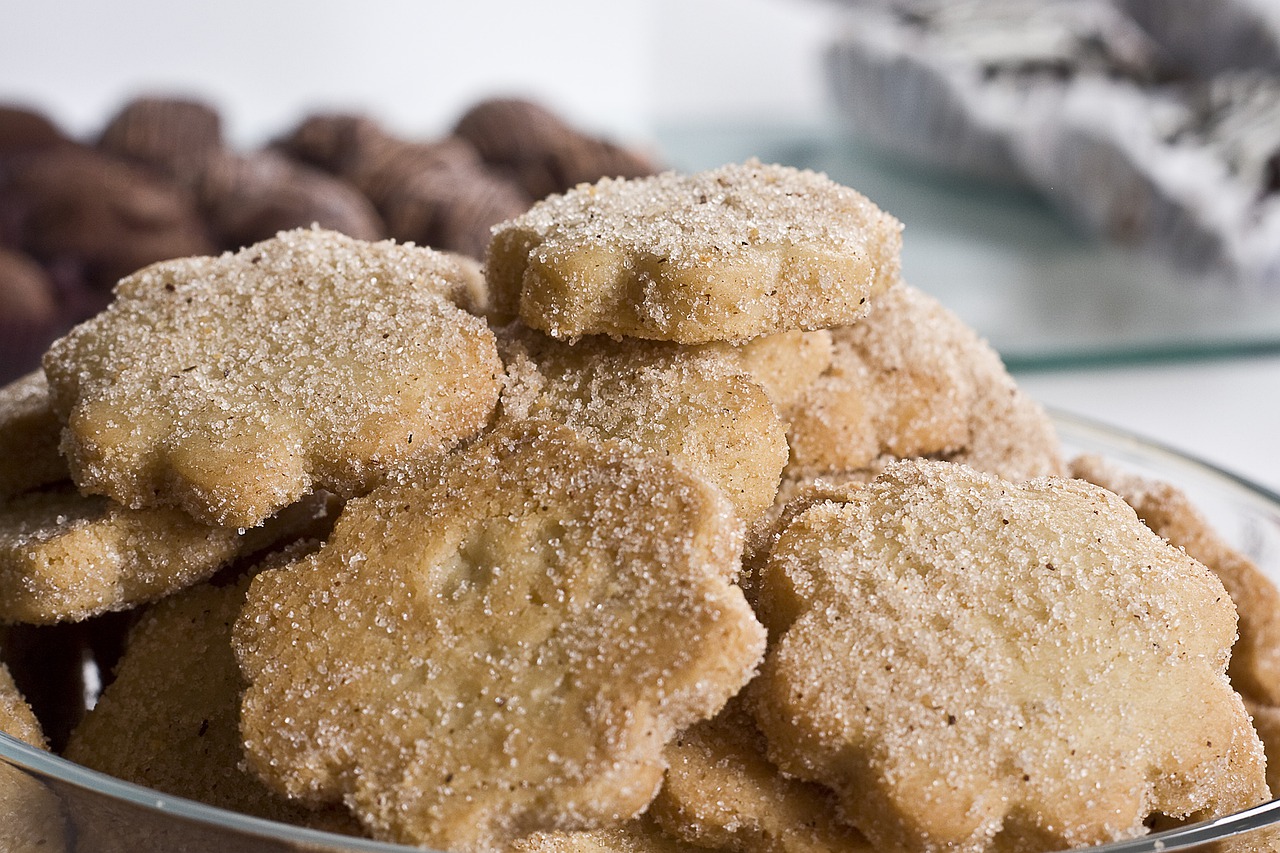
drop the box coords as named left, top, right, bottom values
left=1015, top=356, right=1280, bottom=495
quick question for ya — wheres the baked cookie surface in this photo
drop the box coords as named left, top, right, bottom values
left=235, top=420, right=765, bottom=851
left=44, top=227, right=503, bottom=528
left=751, top=459, right=1268, bottom=853
left=486, top=160, right=902, bottom=343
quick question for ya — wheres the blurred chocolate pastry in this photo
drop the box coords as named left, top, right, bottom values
left=0, top=251, right=58, bottom=385
left=97, top=95, right=224, bottom=189
left=376, top=151, right=529, bottom=259
left=0, top=145, right=213, bottom=294
left=198, top=149, right=384, bottom=250
left=454, top=96, right=657, bottom=199
left=278, top=114, right=526, bottom=258
left=0, top=105, right=68, bottom=156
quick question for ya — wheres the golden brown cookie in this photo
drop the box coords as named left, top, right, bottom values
left=0, top=661, right=45, bottom=749
left=696, top=330, right=834, bottom=418
left=43, top=227, right=503, bottom=528
left=751, top=459, right=1268, bottom=853
left=1071, top=454, right=1280, bottom=707
left=485, top=160, right=902, bottom=343
left=1245, top=700, right=1280, bottom=797
left=786, top=283, right=1063, bottom=483
left=0, top=485, right=244, bottom=625
left=496, top=326, right=788, bottom=528
left=651, top=698, right=871, bottom=853
left=235, top=419, right=765, bottom=852
left=64, top=564, right=362, bottom=835
left=0, top=371, right=66, bottom=499
left=513, top=816, right=701, bottom=853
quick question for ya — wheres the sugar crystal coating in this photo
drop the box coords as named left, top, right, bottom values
left=0, top=660, right=46, bottom=749
left=234, top=419, right=765, bottom=851
left=43, top=227, right=504, bottom=528
left=651, top=697, right=872, bottom=853
left=0, top=371, right=66, bottom=499
left=64, top=563, right=362, bottom=835
left=1072, top=454, right=1280, bottom=707
left=496, top=325, right=788, bottom=528
left=786, top=282, right=1063, bottom=483
left=486, top=160, right=903, bottom=343
left=751, top=459, right=1268, bottom=853
left=0, top=485, right=244, bottom=624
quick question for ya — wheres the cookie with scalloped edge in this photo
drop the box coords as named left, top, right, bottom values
left=485, top=160, right=902, bottom=343
left=496, top=326, right=787, bottom=528
left=0, top=661, right=45, bottom=749
left=0, top=485, right=243, bottom=625
left=0, top=372, right=66, bottom=500
left=696, top=330, right=834, bottom=418
left=786, top=282, right=1062, bottom=482
left=234, top=419, right=765, bottom=852
left=1071, top=453, right=1280, bottom=707
left=65, top=560, right=362, bottom=836
left=751, top=458, right=1268, bottom=853
left=43, top=227, right=503, bottom=528
left=651, top=697, right=871, bottom=853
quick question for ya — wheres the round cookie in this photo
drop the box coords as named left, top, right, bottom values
left=751, top=459, right=1268, bottom=853
left=43, top=227, right=504, bottom=528
left=485, top=160, right=902, bottom=343
left=0, top=660, right=45, bottom=749
left=0, top=371, right=66, bottom=500
left=234, top=419, right=765, bottom=851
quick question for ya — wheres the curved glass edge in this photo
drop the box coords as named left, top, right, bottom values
left=2, top=409, right=1280, bottom=853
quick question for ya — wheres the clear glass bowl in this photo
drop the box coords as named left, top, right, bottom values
left=3, top=410, right=1280, bottom=853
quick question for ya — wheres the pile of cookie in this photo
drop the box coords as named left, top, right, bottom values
left=2, top=161, right=1278, bottom=853
left=0, top=95, right=656, bottom=385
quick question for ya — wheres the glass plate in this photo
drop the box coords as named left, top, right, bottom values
left=3, top=410, right=1279, bottom=853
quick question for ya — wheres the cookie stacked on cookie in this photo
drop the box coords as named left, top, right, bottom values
left=0, top=161, right=1274, bottom=853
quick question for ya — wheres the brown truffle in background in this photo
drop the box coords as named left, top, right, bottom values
left=0, top=249, right=58, bottom=384
left=97, top=96, right=224, bottom=189
left=198, top=149, right=384, bottom=250
left=454, top=96, right=657, bottom=199
left=0, top=105, right=68, bottom=156
left=0, top=145, right=214, bottom=294
left=277, top=115, right=526, bottom=259
left=375, top=147, right=530, bottom=260
left=273, top=111, right=394, bottom=177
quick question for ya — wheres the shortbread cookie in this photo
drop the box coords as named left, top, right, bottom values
left=751, top=459, right=1268, bottom=853
left=234, top=420, right=766, bottom=851
left=786, top=283, right=1063, bottom=482
left=0, top=372, right=66, bottom=499
left=514, top=817, right=701, bottom=853
left=1071, top=454, right=1280, bottom=706
left=0, top=485, right=244, bottom=625
left=1245, top=700, right=1280, bottom=797
left=697, top=330, right=834, bottom=417
left=65, top=564, right=362, bottom=835
left=43, top=227, right=503, bottom=528
left=0, top=661, right=45, bottom=749
left=485, top=160, right=902, bottom=343
left=651, top=698, right=871, bottom=853
left=497, top=327, right=787, bottom=527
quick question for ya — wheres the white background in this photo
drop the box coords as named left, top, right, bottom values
left=0, top=0, right=837, bottom=146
